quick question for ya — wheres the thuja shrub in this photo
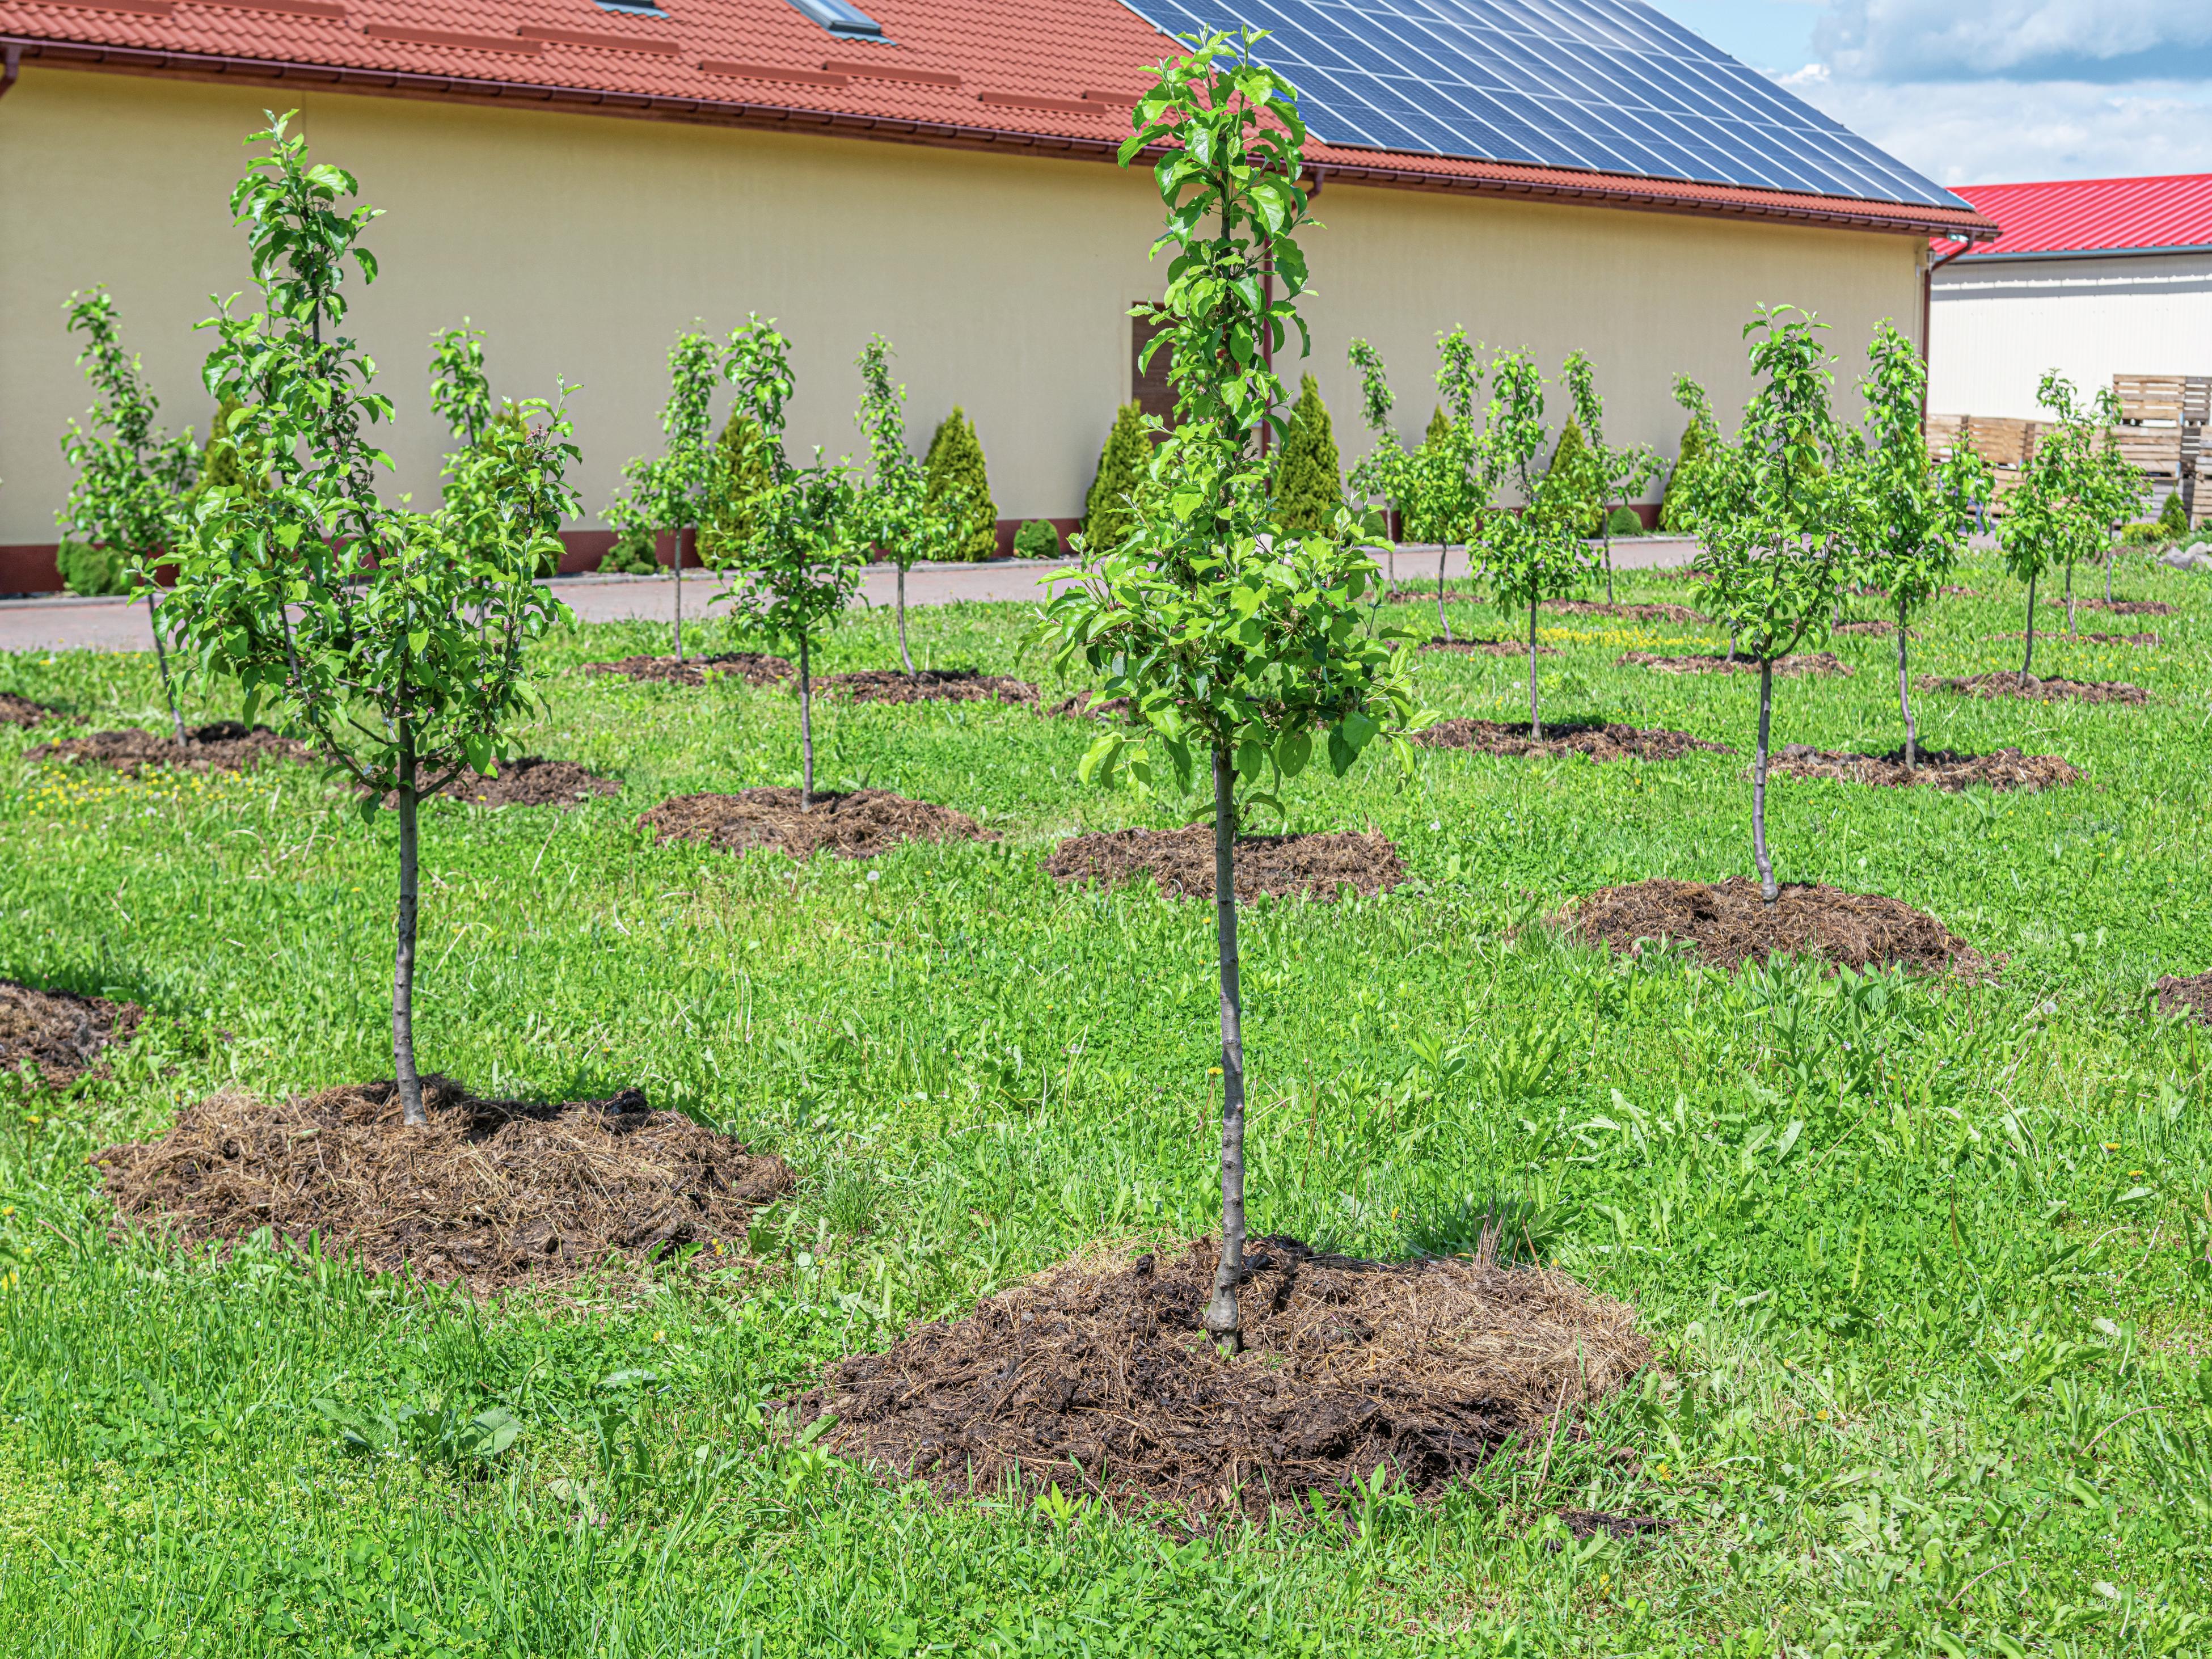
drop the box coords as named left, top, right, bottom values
left=1083, top=401, right=1151, bottom=553
left=1272, top=372, right=1343, bottom=539
left=923, top=408, right=997, bottom=560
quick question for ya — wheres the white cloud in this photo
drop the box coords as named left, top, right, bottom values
left=1814, top=1, right=2212, bottom=82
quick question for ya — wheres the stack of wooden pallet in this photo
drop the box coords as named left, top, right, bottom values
left=1920, top=413, right=2036, bottom=510
left=2113, top=372, right=2202, bottom=521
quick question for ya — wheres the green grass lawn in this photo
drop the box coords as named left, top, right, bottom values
left=1, top=553, right=2208, bottom=1657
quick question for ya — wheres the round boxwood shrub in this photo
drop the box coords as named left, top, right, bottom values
left=57, top=539, right=129, bottom=596
left=1014, top=519, right=1061, bottom=558
left=1606, top=505, right=1644, bottom=538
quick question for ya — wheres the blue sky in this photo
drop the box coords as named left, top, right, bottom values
left=1651, top=1, right=2212, bottom=185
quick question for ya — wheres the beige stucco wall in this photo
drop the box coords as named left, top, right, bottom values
left=1, top=65, right=1924, bottom=548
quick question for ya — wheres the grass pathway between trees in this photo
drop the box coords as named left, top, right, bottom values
left=0, top=555, right=2207, bottom=1657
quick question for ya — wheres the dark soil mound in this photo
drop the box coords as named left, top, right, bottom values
left=1421, top=636, right=1558, bottom=658
left=1542, top=600, right=1707, bottom=623
left=1416, top=719, right=1725, bottom=762
left=2048, top=597, right=2173, bottom=617
left=640, top=788, right=987, bottom=860
left=788, top=1235, right=1648, bottom=1516
left=824, top=669, right=1038, bottom=706
left=2156, top=972, right=2212, bottom=1024
left=1381, top=585, right=1482, bottom=605
left=0, top=693, right=66, bottom=730
left=94, top=1078, right=792, bottom=1289
left=0, top=980, right=143, bottom=1084
left=1921, top=672, right=2147, bottom=705
left=1986, top=631, right=2160, bottom=647
left=1046, top=826, right=1404, bottom=902
left=1829, top=619, right=1915, bottom=638
left=1769, top=746, right=2077, bottom=791
left=585, top=652, right=793, bottom=687
left=1046, top=694, right=1137, bottom=722
left=439, top=757, right=622, bottom=808
left=1619, top=651, right=1851, bottom=678
left=1561, top=877, right=1974, bottom=973
left=29, top=721, right=316, bottom=776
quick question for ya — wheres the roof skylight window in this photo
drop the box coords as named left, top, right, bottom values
left=596, top=0, right=666, bottom=14
left=781, top=0, right=888, bottom=42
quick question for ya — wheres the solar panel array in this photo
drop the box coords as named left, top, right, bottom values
left=1114, top=0, right=1963, bottom=209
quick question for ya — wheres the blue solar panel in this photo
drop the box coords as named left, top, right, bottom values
left=1115, top=0, right=1965, bottom=210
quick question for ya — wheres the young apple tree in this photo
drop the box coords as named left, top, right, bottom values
left=1036, top=33, right=1421, bottom=1356
left=608, top=330, right=721, bottom=664
left=57, top=288, right=202, bottom=740
left=1345, top=337, right=1412, bottom=586
left=1674, top=308, right=1848, bottom=904
left=1561, top=350, right=1660, bottom=605
left=1853, top=322, right=1989, bottom=767
left=1997, top=373, right=2137, bottom=668
left=1476, top=351, right=1598, bottom=738
left=164, top=113, right=577, bottom=1128
left=851, top=336, right=970, bottom=674
left=1408, top=328, right=1484, bottom=639
left=711, top=316, right=858, bottom=805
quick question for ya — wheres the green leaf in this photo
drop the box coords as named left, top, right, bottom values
left=1274, top=729, right=1311, bottom=778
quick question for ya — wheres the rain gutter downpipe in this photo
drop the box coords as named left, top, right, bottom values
left=1921, top=233, right=1979, bottom=415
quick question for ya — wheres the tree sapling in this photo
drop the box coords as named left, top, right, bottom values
left=1561, top=349, right=1660, bottom=605
left=852, top=336, right=970, bottom=675
left=609, top=330, right=722, bottom=664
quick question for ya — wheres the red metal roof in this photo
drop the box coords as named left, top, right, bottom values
left=0, top=0, right=1994, bottom=237
left=1945, top=173, right=2212, bottom=259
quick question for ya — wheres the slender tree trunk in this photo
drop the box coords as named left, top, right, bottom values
left=672, top=526, right=685, bottom=665
left=896, top=563, right=914, bottom=676
left=798, top=630, right=815, bottom=809
left=146, top=590, right=185, bottom=745
left=1436, top=544, right=1450, bottom=642
left=1897, top=592, right=1917, bottom=771
left=1527, top=593, right=1542, bottom=741
left=1201, top=744, right=1247, bottom=1358
left=2063, top=557, right=2076, bottom=637
left=2105, top=542, right=2114, bottom=603
left=1603, top=524, right=1615, bottom=605
left=2022, top=570, right=2037, bottom=678
left=394, top=731, right=425, bottom=1128
left=1753, top=658, right=1777, bottom=905
left=1727, top=629, right=1738, bottom=664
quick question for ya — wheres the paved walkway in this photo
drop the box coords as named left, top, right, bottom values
left=0, top=539, right=1697, bottom=653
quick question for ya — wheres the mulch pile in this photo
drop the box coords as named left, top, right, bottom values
left=0, top=979, right=143, bottom=1085
left=1941, top=585, right=1981, bottom=597
left=1921, top=672, right=2147, bottom=706
left=1986, top=631, right=2160, bottom=647
left=824, top=669, right=1039, bottom=706
left=1542, top=600, right=1706, bottom=623
left=94, top=1077, right=793, bottom=1289
left=2155, top=972, right=2212, bottom=1024
left=435, top=757, right=621, bottom=809
left=640, top=787, right=987, bottom=860
left=0, top=693, right=66, bottom=730
left=1829, top=619, right=1913, bottom=638
left=1046, top=826, right=1404, bottom=902
left=1381, top=585, right=1480, bottom=605
left=787, top=1235, right=1648, bottom=1516
left=1422, top=636, right=1558, bottom=658
left=2048, top=598, right=2174, bottom=617
left=29, top=721, right=316, bottom=776
left=1768, top=745, right=2078, bottom=792
left=1560, top=877, right=1975, bottom=973
left=1618, top=652, right=1851, bottom=678
left=1417, top=719, right=1725, bottom=762
left=584, top=653, right=793, bottom=687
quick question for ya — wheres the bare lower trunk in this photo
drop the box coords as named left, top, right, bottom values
left=798, top=631, right=815, bottom=808
left=2105, top=546, right=2114, bottom=604
left=672, top=527, right=685, bottom=665
left=1527, top=594, right=1542, bottom=741
left=1436, top=546, right=1450, bottom=642
left=896, top=563, right=914, bottom=676
left=1753, top=658, right=1776, bottom=905
left=1897, top=592, right=1916, bottom=771
left=2022, top=571, right=2037, bottom=677
left=2063, top=558, right=2075, bottom=637
left=1201, top=745, right=1247, bottom=1358
left=1603, top=526, right=1615, bottom=605
left=1727, top=629, right=1738, bottom=664
left=146, top=590, right=184, bottom=744
left=394, top=732, right=425, bottom=1128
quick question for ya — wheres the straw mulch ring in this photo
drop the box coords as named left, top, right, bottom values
left=584, top=652, right=793, bottom=687
left=1416, top=719, right=1725, bottom=763
left=1920, top=672, right=2147, bottom=706
left=1560, top=877, right=1975, bottom=973
left=1829, top=619, right=1915, bottom=638
left=94, top=1077, right=793, bottom=1289
left=0, top=693, right=68, bottom=730
left=823, top=669, right=1038, bottom=706
left=1986, top=631, right=2160, bottom=648
left=1542, top=600, right=1707, bottom=623
left=436, top=758, right=621, bottom=809
left=640, top=788, right=988, bottom=860
left=1768, top=745, right=2078, bottom=792
left=0, top=980, right=143, bottom=1086
left=2048, top=597, right=2173, bottom=617
left=1380, top=585, right=1481, bottom=605
left=786, top=1235, right=1648, bottom=1517
left=2156, top=972, right=2212, bottom=1024
left=1421, top=637, right=1559, bottom=658
left=29, top=721, right=316, bottom=777
left=1619, top=651, right=1851, bottom=678
left=1046, top=826, right=1403, bottom=902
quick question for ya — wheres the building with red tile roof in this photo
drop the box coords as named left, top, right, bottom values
left=1, top=0, right=1993, bottom=588
left=1930, top=174, right=2212, bottom=429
